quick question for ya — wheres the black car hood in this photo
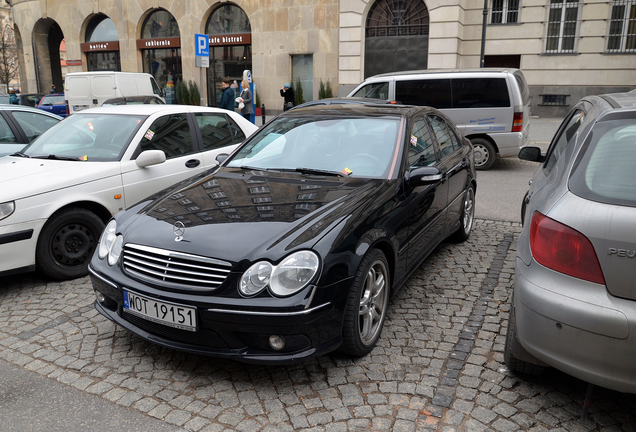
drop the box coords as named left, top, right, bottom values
left=117, top=168, right=390, bottom=266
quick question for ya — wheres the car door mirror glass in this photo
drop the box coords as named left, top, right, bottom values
left=518, top=146, right=544, bottom=162
left=136, top=149, right=166, bottom=168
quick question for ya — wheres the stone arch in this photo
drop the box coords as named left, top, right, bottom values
left=81, top=14, right=121, bottom=71
left=14, top=25, right=27, bottom=92
left=32, top=18, right=64, bottom=93
left=204, top=3, right=252, bottom=107
left=364, top=0, right=430, bottom=78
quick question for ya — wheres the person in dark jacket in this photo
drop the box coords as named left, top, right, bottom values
left=280, top=83, right=295, bottom=111
left=219, top=79, right=235, bottom=111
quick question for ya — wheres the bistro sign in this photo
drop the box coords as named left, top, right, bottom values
left=80, top=41, right=120, bottom=52
left=208, top=33, right=251, bottom=47
left=136, top=37, right=181, bottom=49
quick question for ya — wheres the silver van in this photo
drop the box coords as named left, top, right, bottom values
left=348, top=68, right=531, bottom=170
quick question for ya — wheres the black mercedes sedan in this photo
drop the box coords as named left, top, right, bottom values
left=89, top=104, right=476, bottom=364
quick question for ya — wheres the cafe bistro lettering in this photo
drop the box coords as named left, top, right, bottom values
left=208, top=33, right=251, bottom=47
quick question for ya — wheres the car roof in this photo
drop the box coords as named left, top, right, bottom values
left=594, top=92, right=636, bottom=109
left=0, top=104, right=62, bottom=118
left=364, top=67, right=519, bottom=80
left=75, top=104, right=236, bottom=115
left=280, top=103, right=424, bottom=118
left=42, top=93, right=65, bottom=97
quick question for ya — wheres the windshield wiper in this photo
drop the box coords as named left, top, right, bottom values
left=239, top=165, right=269, bottom=171
left=295, top=167, right=346, bottom=177
left=10, top=152, right=30, bottom=158
left=32, top=154, right=81, bottom=161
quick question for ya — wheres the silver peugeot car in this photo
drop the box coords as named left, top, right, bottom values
left=505, top=92, right=636, bottom=394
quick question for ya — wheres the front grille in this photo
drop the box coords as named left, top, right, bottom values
left=123, top=311, right=228, bottom=349
left=122, top=243, right=232, bottom=291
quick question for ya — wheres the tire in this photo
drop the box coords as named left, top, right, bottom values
left=341, top=249, right=390, bottom=357
left=471, top=138, right=497, bottom=170
left=36, top=207, right=105, bottom=280
left=450, top=185, right=475, bottom=243
left=504, top=300, right=546, bottom=376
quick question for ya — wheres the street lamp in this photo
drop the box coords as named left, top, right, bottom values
left=480, top=0, right=488, bottom=68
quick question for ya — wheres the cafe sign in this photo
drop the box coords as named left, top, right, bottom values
left=136, top=37, right=181, bottom=49
left=208, top=33, right=251, bottom=47
left=80, top=41, right=120, bottom=52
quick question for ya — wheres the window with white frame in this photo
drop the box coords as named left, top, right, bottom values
left=607, top=0, right=636, bottom=52
left=491, top=0, right=520, bottom=24
left=545, top=0, right=580, bottom=53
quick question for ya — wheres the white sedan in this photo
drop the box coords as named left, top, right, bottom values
left=0, top=105, right=257, bottom=280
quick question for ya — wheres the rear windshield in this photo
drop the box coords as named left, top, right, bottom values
left=569, top=116, right=636, bottom=207
left=41, top=95, right=65, bottom=105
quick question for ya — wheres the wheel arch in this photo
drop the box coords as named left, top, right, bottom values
left=368, top=238, right=396, bottom=294
left=466, top=134, right=498, bottom=154
left=46, top=200, right=113, bottom=226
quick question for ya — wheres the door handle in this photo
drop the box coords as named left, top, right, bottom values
left=185, top=159, right=201, bottom=168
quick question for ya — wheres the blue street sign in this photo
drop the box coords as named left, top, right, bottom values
left=195, top=34, right=209, bottom=57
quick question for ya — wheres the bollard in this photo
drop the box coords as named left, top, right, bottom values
left=261, top=104, right=266, bottom=125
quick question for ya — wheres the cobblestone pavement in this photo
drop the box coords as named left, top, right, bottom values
left=1, top=220, right=635, bottom=432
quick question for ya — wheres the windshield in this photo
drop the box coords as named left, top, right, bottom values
left=21, top=113, right=145, bottom=162
left=227, top=116, right=401, bottom=178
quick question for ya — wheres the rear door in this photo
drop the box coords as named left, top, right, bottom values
left=192, top=112, right=245, bottom=169
left=427, top=113, right=471, bottom=233
left=121, top=112, right=205, bottom=207
left=566, top=112, right=636, bottom=300
left=447, top=77, right=511, bottom=134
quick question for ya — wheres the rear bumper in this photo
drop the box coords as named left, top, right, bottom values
left=489, top=128, right=528, bottom=158
left=514, top=257, right=636, bottom=394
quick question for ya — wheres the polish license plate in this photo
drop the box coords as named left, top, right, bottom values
left=123, top=289, right=197, bottom=332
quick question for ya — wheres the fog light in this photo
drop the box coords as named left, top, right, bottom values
left=268, top=335, right=286, bottom=351
left=95, top=291, right=106, bottom=303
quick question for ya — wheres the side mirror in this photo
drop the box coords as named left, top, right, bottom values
left=518, top=146, right=545, bottom=163
left=408, top=166, right=443, bottom=187
left=215, top=153, right=229, bottom=165
left=136, top=149, right=166, bottom=168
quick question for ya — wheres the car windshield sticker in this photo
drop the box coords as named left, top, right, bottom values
left=340, top=167, right=353, bottom=176
left=144, top=130, right=155, bottom=140
left=410, top=135, right=418, bottom=146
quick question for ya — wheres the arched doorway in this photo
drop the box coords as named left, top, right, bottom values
left=82, top=15, right=121, bottom=71
left=364, top=0, right=430, bottom=78
left=32, top=18, right=64, bottom=93
left=138, top=9, right=182, bottom=104
left=205, top=4, right=252, bottom=107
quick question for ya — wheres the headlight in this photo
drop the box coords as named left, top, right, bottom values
left=0, top=201, right=15, bottom=221
left=239, top=261, right=273, bottom=296
left=108, top=235, right=123, bottom=266
left=239, top=251, right=320, bottom=297
left=98, top=220, right=124, bottom=265
left=98, top=220, right=117, bottom=259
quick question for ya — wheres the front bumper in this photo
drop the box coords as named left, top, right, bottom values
left=89, top=265, right=348, bottom=364
left=0, top=218, right=45, bottom=275
left=514, top=257, right=636, bottom=394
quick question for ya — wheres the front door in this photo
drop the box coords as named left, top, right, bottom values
left=121, top=113, right=205, bottom=207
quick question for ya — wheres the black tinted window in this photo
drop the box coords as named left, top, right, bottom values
left=570, top=118, right=636, bottom=207
left=396, top=79, right=452, bottom=108
left=139, top=114, right=194, bottom=159
left=195, top=113, right=236, bottom=150
left=428, top=115, right=457, bottom=158
left=351, top=82, right=390, bottom=100
left=451, top=78, right=510, bottom=108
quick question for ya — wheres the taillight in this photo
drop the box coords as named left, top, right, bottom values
left=65, top=100, right=69, bottom=115
left=512, top=112, right=523, bottom=132
left=529, top=212, right=605, bottom=285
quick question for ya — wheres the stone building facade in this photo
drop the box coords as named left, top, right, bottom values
left=8, top=0, right=636, bottom=116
